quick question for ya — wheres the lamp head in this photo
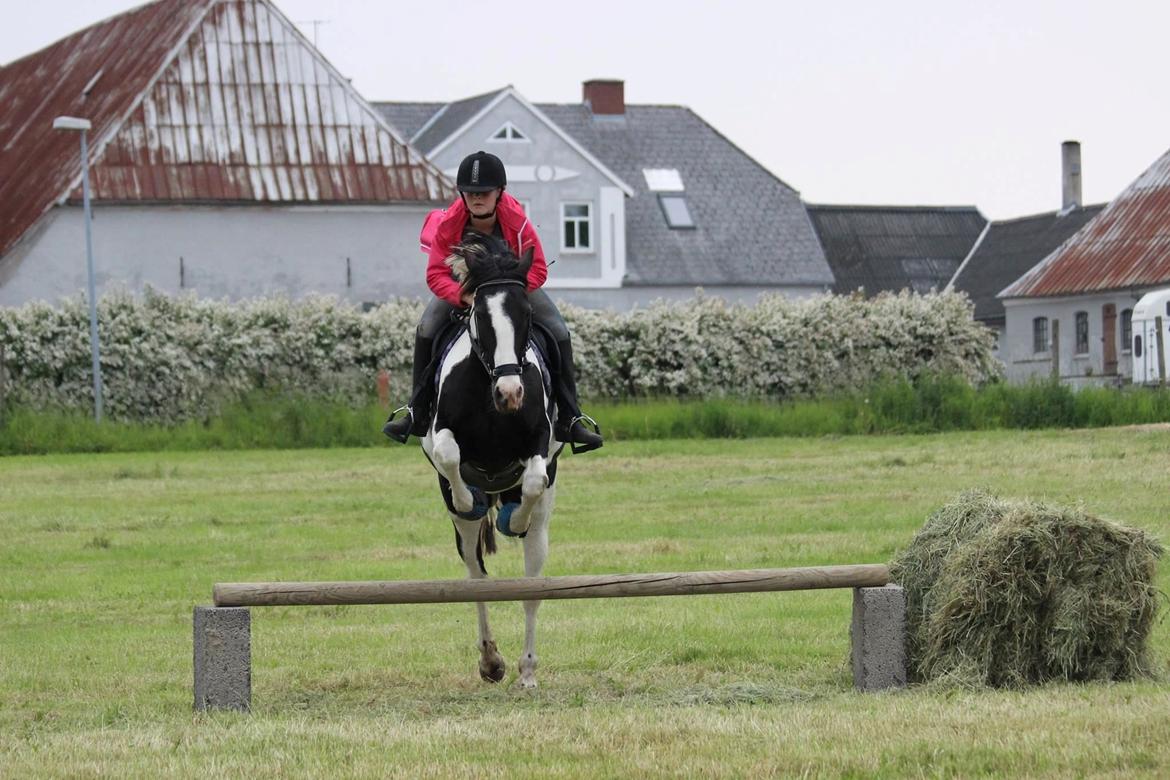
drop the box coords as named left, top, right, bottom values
left=52, top=116, right=92, bottom=132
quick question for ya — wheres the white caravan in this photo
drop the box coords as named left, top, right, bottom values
left=1132, top=288, right=1170, bottom=384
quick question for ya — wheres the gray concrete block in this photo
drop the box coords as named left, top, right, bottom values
left=193, top=606, right=251, bottom=711
left=851, top=584, right=907, bottom=692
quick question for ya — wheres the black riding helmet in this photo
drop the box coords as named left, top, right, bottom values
left=456, top=150, right=507, bottom=193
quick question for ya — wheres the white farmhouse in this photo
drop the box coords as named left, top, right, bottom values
left=0, top=0, right=452, bottom=308
left=999, top=144, right=1170, bottom=386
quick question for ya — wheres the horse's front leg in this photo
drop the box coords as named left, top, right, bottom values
left=518, top=484, right=554, bottom=689
left=432, top=428, right=477, bottom=515
left=452, top=515, right=506, bottom=683
left=502, top=455, right=549, bottom=537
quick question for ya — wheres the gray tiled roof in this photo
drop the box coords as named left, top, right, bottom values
left=537, top=104, right=832, bottom=287
left=373, top=101, right=444, bottom=140
left=950, top=205, right=1105, bottom=322
left=808, top=205, right=987, bottom=296
left=413, top=88, right=510, bottom=154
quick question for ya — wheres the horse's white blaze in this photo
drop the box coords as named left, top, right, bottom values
left=485, top=292, right=518, bottom=368
left=485, top=292, right=526, bottom=410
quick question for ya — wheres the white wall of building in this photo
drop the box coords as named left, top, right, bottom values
left=0, top=203, right=435, bottom=306
left=1002, top=292, right=1148, bottom=386
left=547, top=284, right=828, bottom=310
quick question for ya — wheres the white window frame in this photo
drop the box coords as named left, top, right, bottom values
left=487, top=121, right=531, bottom=144
left=561, top=201, right=593, bottom=253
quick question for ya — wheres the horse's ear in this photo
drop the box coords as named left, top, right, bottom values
left=518, top=246, right=535, bottom=276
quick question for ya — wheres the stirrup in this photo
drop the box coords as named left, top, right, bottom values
left=567, top=413, right=603, bottom=454
left=382, top=405, right=413, bottom=442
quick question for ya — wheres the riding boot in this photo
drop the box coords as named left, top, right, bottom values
left=553, top=339, right=603, bottom=453
left=382, top=334, right=435, bottom=443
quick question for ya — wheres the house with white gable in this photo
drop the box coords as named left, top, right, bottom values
left=376, top=80, right=834, bottom=308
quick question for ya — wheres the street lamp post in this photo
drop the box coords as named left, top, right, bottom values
left=53, top=116, right=104, bottom=422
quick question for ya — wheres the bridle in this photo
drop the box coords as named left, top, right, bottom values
left=465, top=278, right=531, bottom=380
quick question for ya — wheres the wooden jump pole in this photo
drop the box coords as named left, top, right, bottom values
left=214, top=564, right=889, bottom=607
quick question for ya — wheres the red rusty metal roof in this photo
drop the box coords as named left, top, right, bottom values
left=0, top=0, right=454, bottom=259
left=1001, top=147, right=1170, bottom=298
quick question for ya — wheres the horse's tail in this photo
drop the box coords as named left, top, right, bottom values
left=480, top=514, right=497, bottom=556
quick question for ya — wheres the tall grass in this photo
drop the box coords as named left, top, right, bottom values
left=2, top=377, right=1169, bottom=454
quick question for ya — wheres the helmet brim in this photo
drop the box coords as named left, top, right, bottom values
left=458, top=184, right=501, bottom=193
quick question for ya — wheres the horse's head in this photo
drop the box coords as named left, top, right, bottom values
left=447, top=234, right=535, bottom=413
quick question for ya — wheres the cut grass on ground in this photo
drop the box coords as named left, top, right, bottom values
left=1, top=429, right=1168, bottom=777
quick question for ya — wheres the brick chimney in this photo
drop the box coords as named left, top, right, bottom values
left=583, top=79, right=625, bottom=115
left=1062, top=140, right=1082, bottom=211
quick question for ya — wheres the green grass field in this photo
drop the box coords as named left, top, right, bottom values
left=2, top=428, right=1168, bottom=777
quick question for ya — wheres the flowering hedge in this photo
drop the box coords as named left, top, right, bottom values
left=0, top=288, right=998, bottom=422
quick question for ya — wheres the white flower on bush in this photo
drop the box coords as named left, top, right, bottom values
left=0, top=287, right=997, bottom=422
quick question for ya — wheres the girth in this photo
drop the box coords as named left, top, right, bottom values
left=459, top=459, right=526, bottom=493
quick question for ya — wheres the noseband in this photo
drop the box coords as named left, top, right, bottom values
left=467, top=278, right=531, bottom=380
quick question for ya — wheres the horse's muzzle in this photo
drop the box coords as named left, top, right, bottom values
left=493, top=376, right=524, bottom=413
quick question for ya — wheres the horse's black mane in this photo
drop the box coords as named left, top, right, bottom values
left=448, top=233, right=528, bottom=294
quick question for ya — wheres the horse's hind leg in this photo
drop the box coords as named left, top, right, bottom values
left=453, top=516, right=506, bottom=683
left=518, top=484, right=554, bottom=689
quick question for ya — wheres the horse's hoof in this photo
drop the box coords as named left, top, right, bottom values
left=479, top=660, right=506, bottom=683
left=478, top=640, right=506, bottom=683
left=517, top=674, right=538, bottom=690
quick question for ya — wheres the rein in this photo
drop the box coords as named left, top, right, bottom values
left=466, top=278, right=531, bottom=379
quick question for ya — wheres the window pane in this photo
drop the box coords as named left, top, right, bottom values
left=565, top=204, right=589, bottom=217
left=660, top=195, right=695, bottom=228
left=1075, top=311, right=1089, bottom=353
left=579, top=221, right=589, bottom=248
left=1033, top=317, right=1048, bottom=353
left=510, top=126, right=526, bottom=140
left=493, top=127, right=508, bottom=139
left=564, top=221, right=575, bottom=248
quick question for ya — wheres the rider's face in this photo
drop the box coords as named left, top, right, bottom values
left=463, top=188, right=501, bottom=218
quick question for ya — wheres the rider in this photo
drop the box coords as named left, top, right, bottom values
left=382, top=150, right=603, bottom=453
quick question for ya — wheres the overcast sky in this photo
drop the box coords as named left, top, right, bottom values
left=5, top=0, right=1170, bottom=220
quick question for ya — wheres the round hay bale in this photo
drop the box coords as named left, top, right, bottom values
left=891, top=489, right=1163, bottom=687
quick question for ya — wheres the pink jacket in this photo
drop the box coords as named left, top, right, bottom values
left=419, top=192, right=548, bottom=307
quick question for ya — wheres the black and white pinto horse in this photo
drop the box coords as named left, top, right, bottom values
left=419, top=236, right=563, bottom=689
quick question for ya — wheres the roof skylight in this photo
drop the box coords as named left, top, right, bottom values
left=643, top=168, right=684, bottom=191
left=659, top=195, right=695, bottom=229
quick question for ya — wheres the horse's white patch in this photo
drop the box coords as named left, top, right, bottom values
left=438, top=333, right=473, bottom=393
